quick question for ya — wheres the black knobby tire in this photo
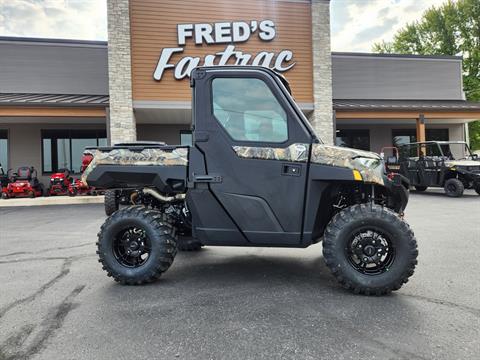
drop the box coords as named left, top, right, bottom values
left=323, top=204, right=418, bottom=296
left=444, top=178, right=464, bottom=197
left=104, top=190, right=119, bottom=216
left=97, top=206, right=177, bottom=285
left=177, top=235, right=203, bottom=251
left=415, top=186, right=428, bottom=192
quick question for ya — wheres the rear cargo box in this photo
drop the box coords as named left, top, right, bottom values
left=83, top=145, right=188, bottom=193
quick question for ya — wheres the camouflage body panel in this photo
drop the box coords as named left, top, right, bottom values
left=311, top=144, right=385, bottom=185
left=82, top=147, right=188, bottom=184
left=233, top=143, right=309, bottom=162
left=232, top=143, right=385, bottom=185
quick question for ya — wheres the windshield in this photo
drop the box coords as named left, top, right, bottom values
left=438, top=143, right=474, bottom=160
left=400, top=142, right=476, bottom=161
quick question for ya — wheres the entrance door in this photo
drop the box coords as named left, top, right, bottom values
left=191, top=68, right=313, bottom=245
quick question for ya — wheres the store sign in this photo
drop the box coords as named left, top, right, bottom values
left=153, top=20, right=295, bottom=81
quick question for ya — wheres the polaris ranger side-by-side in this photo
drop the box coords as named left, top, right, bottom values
left=393, top=141, right=480, bottom=197
left=84, top=66, right=417, bottom=295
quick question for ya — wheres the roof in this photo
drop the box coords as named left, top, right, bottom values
left=0, top=93, right=109, bottom=107
left=0, top=36, right=107, bottom=47
left=332, top=52, right=462, bottom=60
left=333, top=99, right=480, bottom=111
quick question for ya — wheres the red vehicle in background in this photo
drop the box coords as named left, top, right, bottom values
left=48, top=169, right=74, bottom=196
left=1, top=166, right=44, bottom=198
left=0, top=163, right=9, bottom=194
left=68, top=178, right=97, bottom=196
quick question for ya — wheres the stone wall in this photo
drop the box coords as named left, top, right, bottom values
left=107, top=0, right=136, bottom=144
left=310, top=0, right=334, bottom=144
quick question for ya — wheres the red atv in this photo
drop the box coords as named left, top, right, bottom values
left=48, top=169, right=73, bottom=196
left=1, top=166, right=45, bottom=199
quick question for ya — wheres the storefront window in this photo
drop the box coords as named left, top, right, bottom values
left=41, top=129, right=107, bottom=173
left=336, top=129, right=370, bottom=151
left=0, top=130, right=8, bottom=169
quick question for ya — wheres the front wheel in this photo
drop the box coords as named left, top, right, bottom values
left=97, top=206, right=177, bottom=285
left=444, top=178, right=464, bottom=197
left=323, top=204, right=418, bottom=295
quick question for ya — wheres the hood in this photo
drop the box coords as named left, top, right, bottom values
left=445, top=160, right=480, bottom=167
left=311, top=144, right=385, bottom=185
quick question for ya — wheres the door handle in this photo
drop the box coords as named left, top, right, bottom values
left=282, top=164, right=301, bottom=176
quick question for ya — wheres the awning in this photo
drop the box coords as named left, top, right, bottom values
left=333, top=99, right=480, bottom=112
left=0, top=93, right=109, bottom=107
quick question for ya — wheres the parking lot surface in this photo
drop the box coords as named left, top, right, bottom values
left=0, top=190, right=479, bottom=360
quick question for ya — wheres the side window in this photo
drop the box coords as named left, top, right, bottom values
left=212, top=78, right=288, bottom=143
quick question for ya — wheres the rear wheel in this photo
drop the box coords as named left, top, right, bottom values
left=104, top=190, right=119, bottom=216
left=444, top=178, right=464, bottom=197
left=414, top=186, right=427, bottom=192
left=323, top=204, right=418, bottom=295
left=97, top=206, right=177, bottom=285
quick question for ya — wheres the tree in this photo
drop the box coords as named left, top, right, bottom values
left=373, top=0, right=480, bottom=150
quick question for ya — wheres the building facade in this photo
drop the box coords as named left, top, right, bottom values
left=1, top=0, right=479, bottom=187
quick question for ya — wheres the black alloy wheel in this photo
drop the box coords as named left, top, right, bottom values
left=346, top=228, right=395, bottom=275
left=97, top=206, right=177, bottom=285
left=113, top=227, right=151, bottom=267
left=323, top=204, right=418, bottom=295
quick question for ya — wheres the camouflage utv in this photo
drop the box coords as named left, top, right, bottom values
left=83, top=66, right=417, bottom=295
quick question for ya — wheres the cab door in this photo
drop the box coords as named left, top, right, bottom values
left=190, top=68, right=313, bottom=246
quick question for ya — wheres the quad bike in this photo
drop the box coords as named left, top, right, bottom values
left=84, top=66, right=417, bottom=295
left=48, top=168, right=73, bottom=196
left=2, top=166, right=44, bottom=198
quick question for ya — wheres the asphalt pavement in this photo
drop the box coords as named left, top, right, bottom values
left=0, top=189, right=479, bottom=360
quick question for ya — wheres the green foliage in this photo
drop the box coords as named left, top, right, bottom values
left=373, top=0, right=480, bottom=150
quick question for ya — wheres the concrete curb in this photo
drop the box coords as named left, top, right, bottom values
left=0, top=195, right=104, bottom=207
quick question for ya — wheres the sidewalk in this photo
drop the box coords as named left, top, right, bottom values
left=0, top=195, right=104, bottom=207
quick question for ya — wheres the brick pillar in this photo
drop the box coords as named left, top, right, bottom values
left=310, top=0, right=334, bottom=144
left=107, top=0, right=136, bottom=144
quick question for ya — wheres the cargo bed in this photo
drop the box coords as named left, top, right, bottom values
left=83, top=144, right=189, bottom=193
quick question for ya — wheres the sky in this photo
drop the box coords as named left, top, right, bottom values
left=0, top=0, right=448, bottom=52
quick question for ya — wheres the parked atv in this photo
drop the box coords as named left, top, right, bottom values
left=395, top=141, right=480, bottom=197
left=48, top=169, right=73, bottom=196
left=84, top=66, right=417, bottom=295
left=2, top=166, right=44, bottom=198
